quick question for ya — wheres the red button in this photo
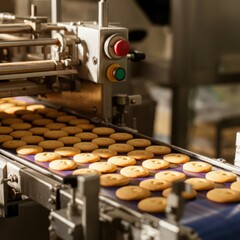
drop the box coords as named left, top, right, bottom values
left=114, top=39, right=130, bottom=57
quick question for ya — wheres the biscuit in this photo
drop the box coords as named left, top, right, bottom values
left=185, top=178, right=215, bottom=191
left=230, top=181, right=240, bottom=192
left=0, top=112, right=15, bottom=120
left=44, top=130, right=68, bottom=139
left=127, top=150, right=154, bottom=160
left=72, top=168, right=101, bottom=176
left=2, top=140, right=27, bottom=149
left=75, top=132, right=98, bottom=141
left=46, top=111, right=66, bottom=119
left=108, top=143, right=134, bottom=153
left=21, top=114, right=42, bottom=121
left=73, top=153, right=100, bottom=164
left=45, top=123, right=66, bottom=130
left=139, top=179, right=172, bottom=191
left=126, top=138, right=151, bottom=148
left=32, top=118, right=54, bottom=126
left=155, top=170, right=186, bottom=182
left=163, top=153, right=190, bottom=164
left=89, top=162, right=117, bottom=173
left=92, top=149, right=117, bottom=159
left=16, top=145, right=43, bottom=155
left=138, top=197, right=167, bottom=213
left=29, top=127, right=49, bottom=135
left=108, top=156, right=136, bottom=167
left=26, top=104, right=45, bottom=111
left=34, top=152, right=61, bottom=162
left=36, top=108, right=58, bottom=115
left=54, top=147, right=80, bottom=157
left=0, top=102, right=15, bottom=110
left=10, top=130, right=33, bottom=139
left=0, top=126, right=13, bottom=134
left=91, top=137, right=115, bottom=147
left=0, top=135, right=13, bottom=143
left=100, top=173, right=129, bottom=187
left=145, top=145, right=171, bottom=155
left=1, top=118, right=23, bottom=126
left=56, top=115, right=77, bottom=123
left=142, top=159, right=170, bottom=170
left=92, top=127, right=115, bottom=135
left=10, top=123, right=32, bottom=130
left=77, top=124, right=96, bottom=131
left=109, top=132, right=133, bottom=141
left=58, top=136, right=81, bottom=145
left=5, top=106, right=26, bottom=114
left=205, top=170, right=237, bottom=183
left=49, top=159, right=78, bottom=171
left=14, top=109, right=33, bottom=116
left=162, top=187, right=197, bottom=200
left=61, top=126, right=83, bottom=135
left=73, top=142, right=98, bottom=152
left=206, top=188, right=240, bottom=203
left=69, top=118, right=90, bottom=125
left=115, top=186, right=151, bottom=201
left=120, top=166, right=149, bottom=178
left=38, top=140, right=64, bottom=150
left=183, top=161, right=212, bottom=173
left=21, top=135, right=44, bottom=144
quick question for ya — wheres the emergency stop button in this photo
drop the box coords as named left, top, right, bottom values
left=114, top=39, right=130, bottom=57
left=107, top=64, right=126, bottom=82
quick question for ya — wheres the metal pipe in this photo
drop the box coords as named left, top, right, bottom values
left=0, top=24, right=32, bottom=33
left=98, top=0, right=108, bottom=27
left=0, top=34, right=30, bottom=41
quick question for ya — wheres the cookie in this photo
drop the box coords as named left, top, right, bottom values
left=109, top=132, right=133, bottom=141
left=120, top=166, right=149, bottom=178
left=230, top=181, right=240, bottom=192
left=138, top=197, right=167, bottom=213
left=142, top=159, right=170, bottom=170
left=126, top=138, right=151, bottom=148
left=32, top=118, right=54, bottom=126
left=92, top=149, right=117, bottom=159
left=205, top=170, right=237, bottom=183
left=54, top=147, right=80, bottom=157
left=73, top=142, right=98, bottom=152
left=5, top=106, right=26, bottom=114
left=44, top=130, right=68, bottom=139
left=16, top=145, right=43, bottom=155
left=14, top=109, right=33, bottom=116
left=61, top=126, right=83, bottom=135
left=1, top=118, right=23, bottom=126
left=91, top=137, right=115, bottom=147
left=26, top=104, right=45, bottom=111
left=69, top=118, right=90, bottom=125
left=100, top=173, right=129, bottom=187
left=145, top=145, right=171, bottom=155
left=46, top=111, right=66, bottom=119
left=34, top=152, right=61, bottom=162
left=206, top=188, right=240, bottom=203
left=0, top=112, right=16, bottom=120
left=163, top=153, right=190, bottom=164
left=108, top=143, right=134, bottom=153
left=21, top=113, right=42, bottom=121
left=72, top=168, right=101, bottom=176
left=56, top=115, right=77, bottom=123
left=75, top=132, right=98, bottom=141
left=2, top=140, right=27, bottom=149
left=89, top=162, right=117, bottom=173
left=162, top=187, right=197, bottom=200
left=10, top=130, right=33, bottom=139
left=20, top=135, right=44, bottom=144
left=38, top=140, right=64, bottom=150
left=115, top=186, right=151, bottom=201
left=0, top=126, right=13, bottom=134
left=185, top=178, right=215, bottom=191
left=29, top=127, right=49, bottom=135
left=139, top=179, right=172, bottom=191
left=183, top=161, right=212, bottom=173
left=0, top=102, right=15, bottom=110
left=49, top=159, right=78, bottom=171
left=108, top=155, right=136, bottom=167
left=10, top=122, right=32, bottom=130
left=45, top=123, right=66, bottom=130
left=92, top=127, right=115, bottom=135
left=77, top=124, right=96, bottom=131
left=127, top=150, right=154, bottom=160
left=58, top=136, right=81, bottom=145
left=0, top=135, right=13, bottom=143
left=73, top=153, right=100, bottom=164
left=155, top=170, right=186, bottom=182
left=36, top=107, right=58, bottom=115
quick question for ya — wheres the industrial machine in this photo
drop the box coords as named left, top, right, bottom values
left=0, top=1, right=240, bottom=240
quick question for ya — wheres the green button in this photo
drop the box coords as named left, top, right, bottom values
left=114, top=67, right=126, bottom=81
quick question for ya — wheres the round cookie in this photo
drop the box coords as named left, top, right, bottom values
left=36, top=107, right=58, bottom=116
left=108, top=156, right=136, bottom=167
left=73, top=153, right=100, bottom=164
left=49, top=159, right=78, bottom=171
left=45, top=123, right=66, bottom=130
left=21, top=135, right=44, bottom=144
left=145, top=145, right=171, bottom=155
left=0, top=126, right=13, bottom=134
left=75, top=132, right=98, bottom=141
left=58, top=136, right=81, bottom=145
left=126, top=138, right=151, bottom=148
left=35, top=152, right=61, bottom=162
left=26, top=104, right=45, bottom=111
left=10, top=130, right=33, bottom=139
left=115, top=186, right=151, bottom=201
left=77, top=124, right=96, bottom=131
left=0, top=102, right=15, bottom=111
left=29, top=127, right=49, bottom=135
left=109, top=132, right=133, bottom=141
left=205, top=170, right=237, bottom=183
left=1, top=118, right=23, bottom=126
left=207, top=188, right=240, bottom=203
left=120, top=166, right=149, bottom=178
left=142, top=159, right=170, bottom=170
left=0, top=135, right=13, bottom=143
left=183, top=161, right=212, bottom=173
left=163, top=153, right=190, bottom=164
left=21, top=113, right=42, bottom=122
left=61, top=126, right=83, bottom=135
left=46, top=111, right=66, bottom=119
left=32, top=118, right=53, bottom=126
left=14, top=109, right=33, bottom=116
left=185, top=178, right=215, bottom=191
left=155, top=170, right=186, bottom=182
left=89, top=162, right=117, bottom=173
left=100, top=173, right=129, bottom=187
left=72, top=168, right=101, bottom=176
left=54, top=147, right=80, bottom=157
left=2, top=140, right=27, bottom=149
left=91, top=137, right=115, bottom=147
left=162, top=187, right=197, bottom=200
left=108, top=143, right=134, bottom=153
left=0, top=112, right=16, bottom=120
left=69, top=118, right=90, bottom=125
left=230, top=181, right=240, bottom=192
left=92, top=149, right=117, bottom=159
left=5, top=106, right=26, bottom=114
left=138, top=197, right=167, bottom=213
left=73, top=142, right=98, bottom=152
left=44, top=130, right=68, bottom=139
left=56, top=115, right=77, bottom=123
left=16, top=145, right=43, bottom=155
left=10, top=123, right=32, bottom=130
left=127, top=150, right=154, bottom=160
left=139, top=179, right=172, bottom=191
left=92, top=127, right=115, bottom=135
left=38, top=140, right=64, bottom=150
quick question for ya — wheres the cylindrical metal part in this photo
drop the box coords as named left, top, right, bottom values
left=0, top=24, right=32, bottom=33
left=31, top=4, right=37, bottom=17
left=51, top=0, right=62, bottom=23
left=98, top=0, right=108, bottom=27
